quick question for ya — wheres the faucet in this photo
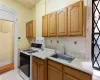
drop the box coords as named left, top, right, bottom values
left=63, top=46, right=66, bottom=55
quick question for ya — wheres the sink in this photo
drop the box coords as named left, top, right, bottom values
left=51, top=54, right=75, bottom=63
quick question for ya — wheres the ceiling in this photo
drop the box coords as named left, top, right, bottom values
left=13, top=0, right=40, bottom=9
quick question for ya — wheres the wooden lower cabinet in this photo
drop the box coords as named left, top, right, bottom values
left=32, top=61, right=38, bottom=80
left=48, top=60, right=92, bottom=80
left=38, top=65, right=45, bottom=80
left=64, top=73, right=78, bottom=80
left=48, top=65, right=62, bottom=80
left=32, top=57, right=47, bottom=80
left=33, top=59, right=92, bottom=80
left=63, top=65, right=92, bottom=80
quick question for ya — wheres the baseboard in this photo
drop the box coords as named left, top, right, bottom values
left=0, top=60, right=14, bottom=66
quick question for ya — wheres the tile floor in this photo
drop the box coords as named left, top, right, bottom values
left=0, top=69, right=100, bottom=80
left=93, top=76, right=100, bottom=80
left=0, top=70, right=23, bottom=80
left=93, top=70, right=100, bottom=80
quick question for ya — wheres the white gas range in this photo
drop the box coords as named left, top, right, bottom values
left=19, top=43, right=42, bottom=80
left=19, top=37, right=45, bottom=80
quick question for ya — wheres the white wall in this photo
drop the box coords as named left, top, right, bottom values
left=32, top=6, right=36, bottom=20
left=46, top=0, right=87, bottom=13
left=0, top=0, right=33, bottom=49
left=36, top=0, right=45, bottom=37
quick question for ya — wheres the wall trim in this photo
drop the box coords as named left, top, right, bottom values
left=0, top=60, right=14, bottom=66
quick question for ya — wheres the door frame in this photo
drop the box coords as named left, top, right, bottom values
left=0, top=4, right=18, bottom=69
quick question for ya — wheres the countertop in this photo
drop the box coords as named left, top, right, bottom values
left=32, top=48, right=55, bottom=59
left=48, top=56, right=93, bottom=75
left=31, top=48, right=93, bottom=75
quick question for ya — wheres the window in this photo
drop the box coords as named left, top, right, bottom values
left=92, top=0, right=100, bottom=70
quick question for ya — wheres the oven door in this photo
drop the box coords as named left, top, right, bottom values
left=19, top=52, right=30, bottom=77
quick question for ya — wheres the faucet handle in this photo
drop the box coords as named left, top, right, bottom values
left=63, top=45, right=66, bottom=55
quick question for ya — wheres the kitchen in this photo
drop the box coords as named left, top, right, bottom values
left=0, top=0, right=99, bottom=80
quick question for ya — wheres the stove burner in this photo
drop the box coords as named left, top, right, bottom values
left=23, top=49, right=38, bottom=54
left=28, top=50, right=38, bottom=53
left=23, top=49, right=33, bottom=52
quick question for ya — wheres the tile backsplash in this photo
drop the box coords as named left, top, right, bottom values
left=45, top=37, right=91, bottom=60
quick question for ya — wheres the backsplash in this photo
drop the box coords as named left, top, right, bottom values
left=45, top=37, right=91, bottom=60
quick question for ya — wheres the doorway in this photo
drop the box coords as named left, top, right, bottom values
left=0, top=4, right=18, bottom=70
left=0, top=20, right=14, bottom=74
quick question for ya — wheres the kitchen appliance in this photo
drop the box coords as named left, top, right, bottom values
left=19, top=43, right=42, bottom=80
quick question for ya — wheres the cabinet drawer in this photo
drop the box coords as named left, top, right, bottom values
left=48, top=60, right=62, bottom=71
left=63, top=65, right=92, bottom=80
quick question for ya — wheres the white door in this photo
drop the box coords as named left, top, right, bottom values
left=0, top=20, right=14, bottom=66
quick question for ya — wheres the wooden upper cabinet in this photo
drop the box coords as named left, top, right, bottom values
left=42, top=15, right=48, bottom=37
left=26, top=20, right=36, bottom=38
left=68, top=1, right=83, bottom=36
left=48, top=12, right=57, bottom=37
left=57, top=8, right=68, bottom=36
left=29, top=21, right=33, bottom=38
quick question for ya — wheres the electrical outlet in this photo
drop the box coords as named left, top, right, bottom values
left=74, top=41, right=77, bottom=45
left=50, top=40, right=52, bottom=43
left=57, top=40, right=59, bottom=43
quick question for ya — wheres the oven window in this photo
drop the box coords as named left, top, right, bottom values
left=20, top=53, right=30, bottom=77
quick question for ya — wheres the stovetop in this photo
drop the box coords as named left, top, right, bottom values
left=22, top=49, right=38, bottom=54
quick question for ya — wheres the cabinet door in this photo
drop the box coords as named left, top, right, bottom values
left=29, top=21, right=33, bottom=38
left=64, top=73, right=78, bottom=80
left=42, top=15, right=48, bottom=37
left=68, top=1, right=83, bottom=36
left=48, top=65, right=62, bottom=80
left=32, top=61, right=38, bottom=80
left=38, top=65, right=45, bottom=80
left=48, top=12, right=57, bottom=37
left=57, top=8, right=67, bottom=36
left=26, top=21, right=35, bottom=38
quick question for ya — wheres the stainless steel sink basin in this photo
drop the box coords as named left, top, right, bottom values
left=51, top=54, right=75, bottom=63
